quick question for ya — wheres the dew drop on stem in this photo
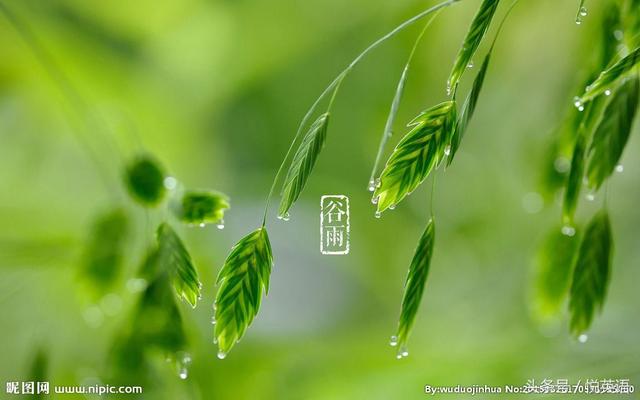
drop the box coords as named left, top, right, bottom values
left=579, top=7, right=587, bottom=17
left=561, top=225, right=576, bottom=237
left=374, top=211, right=381, bottom=219
left=217, top=351, right=227, bottom=360
left=389, top=335, right=398, bottom=347
left=578, top=333, right=588, bottom=343
left=605, top=89, right=611, bottom=96
left=367, top=179, right=376, bottom=192
left=216, top=220, right=225, bottom=230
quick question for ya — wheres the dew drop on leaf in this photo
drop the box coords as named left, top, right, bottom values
left=444, top=145, right=452, bottom=156
left=578, top=333, right=588, bottom=343
left=217, top=351, right=227, bottom=360
left=389, top=204, right=396, bottom=210
left=605, top=89, right=611, bottom=96
left=371, top=196, right=379, bottom=205
left=467, top=60, right=474, bottom=69
left=561, top=225, right=576, bottom=237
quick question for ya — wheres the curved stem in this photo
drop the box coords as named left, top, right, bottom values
left=0, top=1, right=123, bottom=194
left=369, top=11, right=442, bottom=186
left=260, top=0, right=462, bottom=226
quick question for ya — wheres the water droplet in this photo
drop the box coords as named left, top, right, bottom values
left=367, top=179, right=376, bottom=192
left=573, top=97, right=583, bottom=109
left=374, top=211, right=381, bottom=219
left=585, top=192, right=595, bottom=201
left=444, top=145, right=452, bottom=156
left=400, top=347, right=409, bottom=357
left=217, top=351, right=227, bottom=360
left=613, top=30, right=623, bottom=41
left=605, top=89, right=611, bottom=96
left=446, top=80, right=452, bottom=96
left=561, top=225, right=576, bottom=237
left=389, top=204, right=396, bottom=210
left=575, top=17, right=582, bottom=25
left=211, top=316, right=216, bottom=325
left=199, top=223, right=205, bottom=228
left=578, top=105, right=584, bottom=112
left=216, top=220, right=225, bottom=230
left=371, top=196, right=379, bottom=205
left=179, top=369, right=188, bottom=379
left=615, top=164, right=624, bottom=173
left=163, top=176, right=178, bottom=190
left=578, top=333, right=588, bottom=343
left=389, top=335, right=398, bottom=347
left=396, top=353, right=403, bottom=359
left=375, top=178, right=381, bottom=188
left=579, top=7, right=587, bottom=17
left=467, top=60, right=474, bottom=68
left=278, top=212, right=291, bottom=221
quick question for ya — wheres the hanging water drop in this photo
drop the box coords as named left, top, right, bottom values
left=211, top=316, right=216, bottom=325
left=199, top=223, right=205, bottom=228
left=444, top=145, right=452, bottom=156
left=585, top=192, right=595, bottom=201
left=375, top=178, right=381, bottom=188
left=374, top=211, right=381, bottom=219
left=446, top=80, right=452, bottom=96
left=467, top=60, right=474, bottom=68
left=605, top=89, right=611, bottom=96
left=367, top=179, right=376, bottom=192
left=578, top=105, right=584, bottom=112
left=613, top=30, right=623, bottom=41
left=216, top=220, right=225, bottom=230
left=283, top=212, right=290, bottom=221
left=175, top=352, right=191, bottom=380
left=561, top=225, right=576, bottom=237
left=371, top=196, right=379, bottom=205
left=575, top=17, right=582, bottom=25
left=163, top=176, right=178, bottom=190
left=179, top=368, right=188, bottom=380
left=578, top=333, right=588, bottom=343
left=615, top=164, right=624, bottom=173
left=217, top=351, right=227, bottom=360
left=579, top=7, right=587, bottom=17
left=400, top=347, right=409, bottom=357
left=389, top=335, right=398, bottom=347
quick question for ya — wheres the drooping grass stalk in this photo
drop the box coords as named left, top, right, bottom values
left=0, top=1, right=122, bottom=193
left=368, top=12, right=442, bottom=190
left=260, top=0, right=462, bottom=225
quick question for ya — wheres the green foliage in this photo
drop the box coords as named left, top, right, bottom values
left=586, top=76, right=639, bottom=190
left=562, top=130, right=586, bottom=225
left=278, top=113, right=329, bottom=218
left=569, top=210, right=613, bottom=336
left=448, top=52, right=490, bottom=165
left=125, top=156, right=167, bottom=206
left=156, top=223, right=201, bottom=308
left=28, top=348, right=48, bottom=399
left=214, top=227, right=273, bottom=358
left=373, top=101, right=456, bottom=213
left=534, top=228, right=580, bottom=318
left=447, top=0, right=500, bottom=95
left=578, top=46, right=640, bottom=104
left=172, top=190, right=230, bottom=226
left=394, top=219, right=435, bottom=355
left=81, top=209, right=128, bottom=291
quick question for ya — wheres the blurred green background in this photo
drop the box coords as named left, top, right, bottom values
left=1, top=0, right=639, bottom=398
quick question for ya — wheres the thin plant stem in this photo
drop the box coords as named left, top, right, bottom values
left=260, top=0, right=462, bottom=226
left=0, top=1, right=123, bottom=194
left=369, top=11, right=442, bottom=186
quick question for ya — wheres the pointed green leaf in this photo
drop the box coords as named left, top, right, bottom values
left=586, top=76, right=639, bottom=190
left=373, top=101, right=456, bottom=213
left=534, top=228, right=580, bottom=319
left=447, top=52, right=490, bottom=165
left=394, top=219, right=435, bottom=353
left=125, top=156, right=167, bottom=206
left=171, top=190, right=230, bottom=226
left=156, top=223, right=201, bottom=307
left=279, top=113, right=329, bottom=217
left=82, top=209, right=128, bottom=290
left=562, top=130, right=586, bottom=225
left=569, top=210, right=613, bottom=336
left=578, top=46, right=640, bottom=104
left=447, top=0, right=500, bottom=95
left=214, top=227, right=273, bottom=357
